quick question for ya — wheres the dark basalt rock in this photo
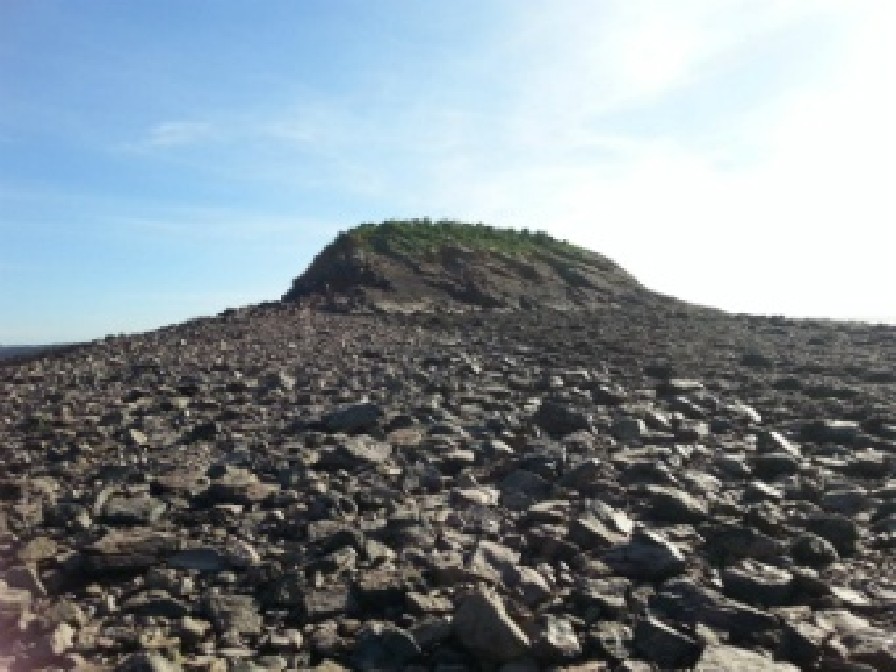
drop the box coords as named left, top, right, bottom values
left=1, top=222, right=894, bottom=669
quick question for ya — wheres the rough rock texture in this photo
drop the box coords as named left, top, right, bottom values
left=282, top=219, right=647, bottom=312
left=1, top=225, right=895, bottom=670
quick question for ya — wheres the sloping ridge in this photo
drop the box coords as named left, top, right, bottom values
left=282, top=219, right=650, bottom=312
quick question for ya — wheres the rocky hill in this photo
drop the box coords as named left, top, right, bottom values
left=1, top=224, right=895, bottom=671
left=283, top=220, right=651, bottom=312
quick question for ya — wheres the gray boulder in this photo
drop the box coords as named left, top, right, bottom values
left=603, top=529, right=686, bottom=581
left=453, top=588, right=530, bottom=662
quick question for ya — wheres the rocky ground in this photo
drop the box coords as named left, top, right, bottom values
left=1, top=300, right=894, bottom=671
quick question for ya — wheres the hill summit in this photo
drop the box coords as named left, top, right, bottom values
left=282, top=219, right=648, bottom=312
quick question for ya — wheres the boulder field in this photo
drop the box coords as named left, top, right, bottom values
left=1, top=298, right=894, bottom=670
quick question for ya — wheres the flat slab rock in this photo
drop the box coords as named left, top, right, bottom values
left=695, top=645, right=801, bottom=671
left=453, top=587, right=530, bottom=662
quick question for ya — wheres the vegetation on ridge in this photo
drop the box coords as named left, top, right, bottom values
left=336, top=218, right=594, bottom=260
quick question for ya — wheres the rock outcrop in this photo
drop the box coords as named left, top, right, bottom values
left=282, top=219, right=649, bottom=312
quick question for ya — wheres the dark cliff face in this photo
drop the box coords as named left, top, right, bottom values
left=282, top=220, right=651, bottom=312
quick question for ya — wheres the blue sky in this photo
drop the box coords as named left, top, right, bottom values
left=2, top=1, right=894, bottom=343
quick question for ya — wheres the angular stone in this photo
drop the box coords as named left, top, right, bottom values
left=801, top=419, right=861, bottom=444
left=802, top=513, right=860, bottom=556
left=326, top=436, right=392, bottom=467
left=569, top=516, right=627, bottom=551
left=721, top=561, right=793, bottom=607
left=588, top=621, right=633, bottom=662
left=751, top=452, right=799, bottom=479
left=83, top=529, right=178, bottom=573
left=303, top=587, right=353, bottom=621
left=353, top=622, right=421, bottom=668
left=603, top=529, right=686, bottom=581
left=651, top=578, right=779, bottom=640
left=532, top=614, right=581, bottom=662
left=703, top=522, right=784, bottom=563
left=453, top=588, right=530, bottom=662
left=821, top=487, right=871, bottom=515
left=756, top=431, right=800, bottom=457
left=642, top=484, right=708, bottom=524
left=17, top=536, right=57, bottom=563
left=612, top=418, right=646, bottom=441
left=103, top=496, right=167, bottom=525
left=505, top=565, right=552, bottom=606
left=633, top=614, right=701, bottom=668
left=657, top=379, right=704, bottom=396
left=323, top=402, right=383, bottom=433
left=48, top=621, right=76, bottom=656
left=0, top=583, right=32, bottom=622
left=695, top=644, right=800, bottom=671
left=533, top=399, right=592, bottom=437
left=203, top=594, right=262, bottom=635
left=791, top=532, right=840, bottom=567
left=500, top=469, right=551, bottom=508
left=115, top=652, right=182, bottom=672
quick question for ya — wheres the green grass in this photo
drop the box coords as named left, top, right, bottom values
left=338, top=218, right=593, bottom=260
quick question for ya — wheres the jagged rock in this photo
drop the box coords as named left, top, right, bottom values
left=532, top=614, right=581, bottom=661
left=721, top=560, right=794, bottom=607
left=633, top=614, right=701, bottom=668
left=205, top=467, right=280, bottom=505
left=500, top=469, right=551, bottom=508
left=822, top=487, right=872, bottom=515
left=17, top=535, right=57, bottom=562
left=802, top=513, right=861, bottom=556
left=801, top=419, right=861, bottom=444
left=506, top=565, right=553, bottom=606
left=651, top=578, right=780, bottom=641
left=612, top=418, right=646, bottom=441
left=757, top=430, right=800, bottom=457
left=453, top=588, right=531, bottom=662
left=791, top=532, right=840, bottom=567
left=641, top=484, right=708, bottom=523
left=102, top=496, right=167, bottom=525
left=569, top=516, right=627, bottom=550
left=0, top=582, right=31, bottom=624
left=115, top=652, right=182, bottom=672
left=203, top=594, right=262, bottom=634
left=603, top=529, right=687, bottom=581
left=570, top=577, right=628, bottom=619
left=533, top=399, right=592, bottom=437
left=353, top=622, right=421, bottom=668
left=323, top=402, right=384, bottom=433
left=752, top=452, right=800, bottom=478
left=82, top=529, right=178, bottom=573
left=324, top=436, right=392, bottom=468
left=695, top=644, right=800, bottom=671
left=587, top=621, right=633, bottom=662
left=703, top=522, right=784, bottom=562
left=303, top=587, right=353, bottom=621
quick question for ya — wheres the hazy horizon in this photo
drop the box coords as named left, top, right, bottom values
left=2, top=1, right=894, bottom=343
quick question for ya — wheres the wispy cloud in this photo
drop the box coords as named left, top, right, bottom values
left=119, top=120, right=218, bottom=152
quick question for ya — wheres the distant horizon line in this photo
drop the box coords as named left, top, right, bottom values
left=2, top=308, right=895, bottom=349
